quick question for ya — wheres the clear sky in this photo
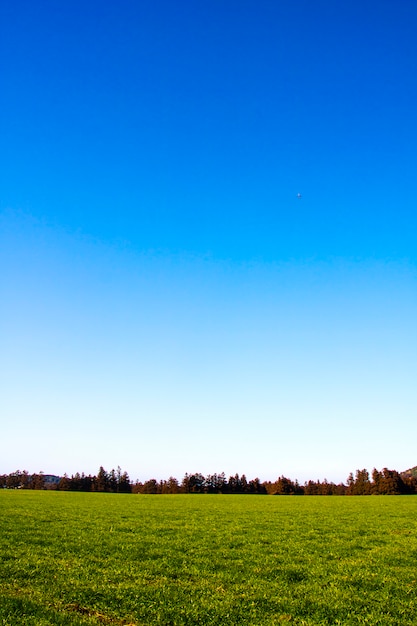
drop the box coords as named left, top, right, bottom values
left=1, top=1, right=416, bottom=484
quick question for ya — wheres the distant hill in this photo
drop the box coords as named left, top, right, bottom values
left=43, top=474, right=61, bottom=485
left=401, top=466, right=417, bottom=478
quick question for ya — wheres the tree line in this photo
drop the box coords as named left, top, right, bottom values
left=1, top=466, right=417, bottom=495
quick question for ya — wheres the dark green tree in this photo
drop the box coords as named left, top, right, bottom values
left=95, top=466, right=109, bottom=492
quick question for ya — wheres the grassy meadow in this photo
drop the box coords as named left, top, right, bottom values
left=1, top=491, right=417, bottom=625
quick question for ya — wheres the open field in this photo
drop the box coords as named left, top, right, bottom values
left=1, top=492, right=417, bottom=625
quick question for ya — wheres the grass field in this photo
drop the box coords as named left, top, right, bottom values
left=1, top=491, right=417, bottom=625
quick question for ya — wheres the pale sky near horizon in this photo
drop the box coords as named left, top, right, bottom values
left=1, top=1, right=416, bottom=484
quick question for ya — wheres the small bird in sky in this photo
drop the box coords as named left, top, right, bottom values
left=297, top=193, right=302, bottom=199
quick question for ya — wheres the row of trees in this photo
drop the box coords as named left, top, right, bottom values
left=2, top=467, right=417, bottom=495
left=134, top=473, right=267, bottom=494
left=0, top=467, right=131, bottom=493
left=345, top=468, right=414, bottom=495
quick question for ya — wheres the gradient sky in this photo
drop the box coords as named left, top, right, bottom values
left=1, top=1, right=416, bottom=484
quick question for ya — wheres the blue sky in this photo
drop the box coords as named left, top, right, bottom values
left=1, top=1, right=416, bottom=483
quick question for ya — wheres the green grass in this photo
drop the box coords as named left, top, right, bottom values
left=1, top=492, right=417, bottom=625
